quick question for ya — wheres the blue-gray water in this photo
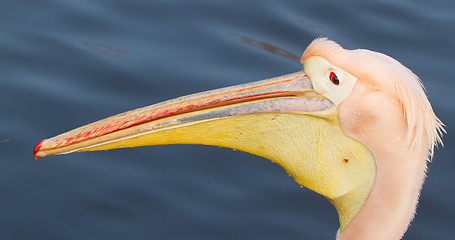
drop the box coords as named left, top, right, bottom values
left=1, top=0, right=454, bottom=239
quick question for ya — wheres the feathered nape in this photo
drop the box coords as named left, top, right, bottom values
left=302, top=38, right=445, bottom=160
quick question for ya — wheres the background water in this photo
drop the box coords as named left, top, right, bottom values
left=1, top=0, right=454, bottom=239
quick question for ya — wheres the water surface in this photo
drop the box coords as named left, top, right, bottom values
left=1, top=0, right=454, bottom=239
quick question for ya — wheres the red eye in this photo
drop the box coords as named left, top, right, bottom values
left=329, top=72, right=339, bottom=85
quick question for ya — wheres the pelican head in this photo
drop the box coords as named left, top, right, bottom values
left=33, top=38, right=444, bottom=239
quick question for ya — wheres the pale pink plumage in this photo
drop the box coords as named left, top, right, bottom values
left=302, top=38, right=444, bottom=240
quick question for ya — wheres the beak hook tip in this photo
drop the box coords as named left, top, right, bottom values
left=33, top=140, right=45, bottom=159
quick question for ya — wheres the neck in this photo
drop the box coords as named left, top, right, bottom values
left=335, top=79, right=433, bottom=239
left=337, top=139, right=428, bottom=240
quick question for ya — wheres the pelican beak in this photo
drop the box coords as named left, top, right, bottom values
left=33, top=71, right=376, bottom=232
left=33, top=71, right=332, bottom=158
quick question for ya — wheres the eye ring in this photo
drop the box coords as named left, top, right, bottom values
left=329, top=72, right=340, bottom=85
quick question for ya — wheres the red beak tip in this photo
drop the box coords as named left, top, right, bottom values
left=33, top=140, right=45, bottom=159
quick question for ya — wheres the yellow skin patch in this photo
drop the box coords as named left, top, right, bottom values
left=304, top=56, right=358, bottom=105
left=73, top=109, right=375, bottom=231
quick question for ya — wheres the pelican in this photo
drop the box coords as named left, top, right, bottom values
left=33, top=38, right=444, bottom=240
